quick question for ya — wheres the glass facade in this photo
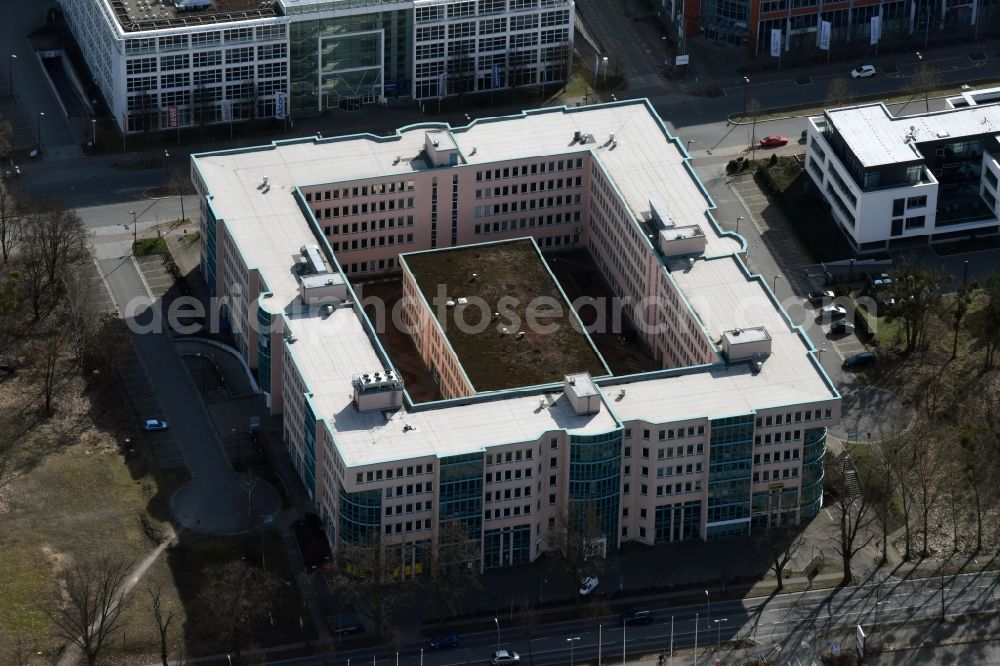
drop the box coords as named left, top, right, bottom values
left=438, top=452, right=484, bottom=563
left=287, top=6, right=412, bottom=112
left=483, top=524, right=531, bottom=569
left=339, top=487, right=381, bottom=546
left=653, top=500, right=702, bottom=544
left=568, top=430, right=622, bottom=553
left=303, top=400, right=317, bottom=494
left=799, top=427, right=827, bottom=520
left=202, top=204, right=218, bottom=297
left=707, top=415, right=754, bottom=540
left=256, top=305, right=272, bottom=394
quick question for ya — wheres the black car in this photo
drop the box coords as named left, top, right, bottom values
left=831, top=320, right=855, bottom=335
left=807, top=290, right=835, bottom=306
left=622, top=608, right=654, bottom=625
left=842, top=351, right=876, bottom=370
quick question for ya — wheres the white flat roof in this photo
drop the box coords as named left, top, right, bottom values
left=608, top=256, right=833, bottom=423
left=333, top=390, right=618, bottom=467
left=194, top=101, right=837, bottom=467
left=456, top=105, right=741, bottom=258
left=825, top=102, right=1000, bottom=167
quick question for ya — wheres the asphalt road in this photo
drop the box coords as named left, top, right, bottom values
left=260, top=570, right=1000, bottom=666
left=97, top=254, right=279, bottom=534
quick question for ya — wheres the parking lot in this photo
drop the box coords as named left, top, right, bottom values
left=119, top=352, right=186, bottom=469
left=135, top=253, right=174, bottom=301
left=729, top=171, right=816, bottom=296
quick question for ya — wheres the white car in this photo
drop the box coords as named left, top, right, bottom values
left=579, top=576, right=599, bottom=596
left=851, top=64, right=876, bottom=79
left=491, top=649, right=520, bottom=665
left=819, top=305, right=847, bottom=321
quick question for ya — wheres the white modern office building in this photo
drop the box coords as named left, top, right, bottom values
left=191, top=100, right=839, bottom=571
left=59, top=0, right=573, bottom=134
left=805, top=102, right=1000, bottom=254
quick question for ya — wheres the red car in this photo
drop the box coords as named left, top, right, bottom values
left=759, top=135, right=789, bottom=148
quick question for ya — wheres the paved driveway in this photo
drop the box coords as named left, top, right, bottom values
left=97, top=254, right=279, bottom=534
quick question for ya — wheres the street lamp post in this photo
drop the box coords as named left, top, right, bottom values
left=494, top=617, right=501, bottom=652
left=705, top=590, right=710, bottom=631
left=91, top=119, right=97, bottom=148
left=539, top=577, right=547, bottom=602
left=567, top=636, right=581, bottom=666
left=694, top=613, right=698, bottom=666
left=742, top=76, right=750, bottom=118
left=713, top=618, right=728, bottom=661
left=9, top=54, right=17, bottom=98
left=602, top=56, right=609, bottom=85
left=129, top=210, right=137, bottom=250
left=773, top=274, right=782, bottom=293
left=37, top=111, right=45, bottom=153
left=736, top=216, right=743, bottom=235
left=686, top=139, right=694, bottom=154
left=163, top=149, right=170, bottom=186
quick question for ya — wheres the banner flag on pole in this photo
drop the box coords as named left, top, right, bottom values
left=819, top=20, right=832, bottom=50
left=492, top=63, right=500, bottom=89
left=870, top=15, right=881, bottom=45
left=770, top=29, right=782, bottom=57
left=275, top=91, right=286, bottom=119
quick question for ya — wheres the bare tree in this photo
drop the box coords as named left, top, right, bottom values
left=22, top=200, right=88, bottom=288
left=868, top=426, right=905, bottom=564
left=0, top=118, right=12, bottom=160
left=424, top=521, right=481, bottom=625
left=827, top=453, right=876, bottom=585
left=910, top=63, right=941, bottom=114
left=197, top=560, right=281, bottom=655
left=548, top=502, right=606, bottom=601
left=884, top=258, right=947, bottom=354
left=908, top=423, right=944, bottom=558
left=0, top=181, right=22, bottom=263
left=970, top=274, right=1000, bottom=369
left=329, top=532, right=413, bottom=638
left=825, top=77, right=851, bottom=108
left=32, top=321, right=67, bottom=416
left=47, top=556, right=133, bottom=666
left=148, top=583, right=177, bottom=666
left=752, top=524, right=806, bottom=591
left=955, top=416, right=995, bottom=553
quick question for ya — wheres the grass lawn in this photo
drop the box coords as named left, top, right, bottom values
left=133, top=236, right=169, bottom=257
left=0, top=333, right=309, bottom=663
left=0, top=368, right=186, bottom=659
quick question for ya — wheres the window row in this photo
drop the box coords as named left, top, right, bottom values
left=357, top=462, right=434, bottom=484
left=473, top=211, right=581, bottom=234
left=322, top=216, right=414, bottom=235
left=305, top=180, right=416, bottom=202
left=473, top=194, right=582, bottom=217
left=384, top=500, right=432, bottom=515
left=475, top=176, right=582, bottom=198
left=486, top=448, right=534, bottom=465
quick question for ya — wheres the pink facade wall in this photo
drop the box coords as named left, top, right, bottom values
left=399, top=261, right=474, bottom=400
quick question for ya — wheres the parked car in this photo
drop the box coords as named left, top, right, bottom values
left=851, top=64, right=876, bottom=78
left=430, top=634, right=460, bottom=649
left=842, top=351, right=877, bottom=370
left=818, top=305, right=847, bottom=321
left=759, top=135, right=789, bottom=148
left=831, top=320, right=855, bottom=335
left=143, top=418, right=169, bottom=432
left=622, top=608, right=654, bottom=625
left=491, top=649, right=520, bottom=665
left=579, top=576, right=599, bottom=596
left=807, top=290, right=835, bottom=306
left=332, top=622, right=364, bottom=637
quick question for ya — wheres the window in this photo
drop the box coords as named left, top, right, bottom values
left=906, top=195, right=927, bottom=209
left=904, top=216, right=925, bottom=229
left=892, top=198, right=905, bottom=216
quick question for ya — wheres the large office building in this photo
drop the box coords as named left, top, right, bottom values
left=805, top=102, right=1000, bottom=254
left=656, top=0, right=998, bottom=57
left=192, top=100, right=839, bottom=571
left=60, top=0, right=572, bottom=134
